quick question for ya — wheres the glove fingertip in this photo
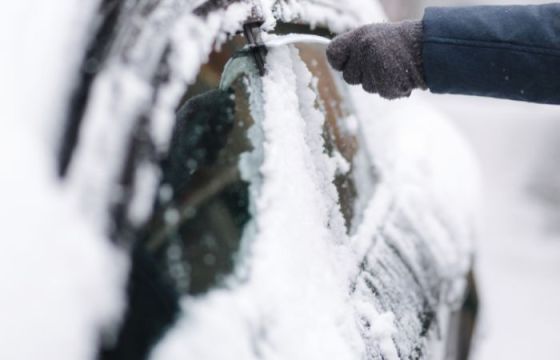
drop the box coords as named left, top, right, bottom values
left=361, top=75, right=378, bottom=94
left=326, top=39, right=350, bottom=71
left=342, top=68, right=361, bottom=85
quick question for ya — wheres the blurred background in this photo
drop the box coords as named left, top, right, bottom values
left=380, top=0, right=560, bottom=358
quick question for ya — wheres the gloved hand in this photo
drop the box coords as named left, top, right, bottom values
left=326, top=21, right=427, bottom=99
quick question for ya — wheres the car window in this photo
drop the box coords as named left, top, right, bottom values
left=127, top=36, right=379, bottom=300
left=103, top=32, right=379, bottom=360
left=99, top=37, right=262, bottom=360
left=137, top=38, right=257, bottom=296
left=294, top=42, right=378, bottom=235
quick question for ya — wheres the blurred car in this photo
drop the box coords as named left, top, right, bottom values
left=1, top=1, right=479, bottom=360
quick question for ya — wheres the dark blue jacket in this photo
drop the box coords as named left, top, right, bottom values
left=423, top=3, right=560, bottom=104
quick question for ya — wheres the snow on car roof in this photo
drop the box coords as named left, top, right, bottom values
left=195, top=0, right=386, bottom=32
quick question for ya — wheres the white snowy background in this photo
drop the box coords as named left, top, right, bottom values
left=431, top=94, right=560, bottom=360
left=389, top=1, right=560, bottom=359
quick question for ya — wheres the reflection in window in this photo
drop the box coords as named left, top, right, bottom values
left=139, top=51, right=255, bottom=296
left=100, top=40, right=257, bottom=360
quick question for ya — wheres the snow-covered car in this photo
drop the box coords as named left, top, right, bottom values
left=0, top=1, right=480, bottom=360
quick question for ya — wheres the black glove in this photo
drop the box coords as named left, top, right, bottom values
left=327, top=21, right=427, bottom=99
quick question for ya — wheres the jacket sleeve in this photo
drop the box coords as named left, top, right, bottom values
left=422, top=4, right=560, bottom=105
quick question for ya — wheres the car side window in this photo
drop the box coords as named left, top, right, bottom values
left=99, top=36, right=263, bottom=359
left=137, top=38, right=257, bottom=296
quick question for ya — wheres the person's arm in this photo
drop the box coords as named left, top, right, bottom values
left=424, top=4, right=560, bottom=104
left=327, top=3, right=560, bottom=105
